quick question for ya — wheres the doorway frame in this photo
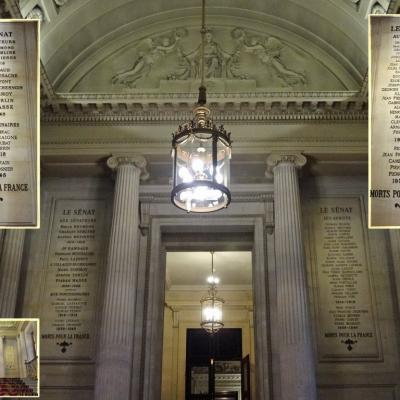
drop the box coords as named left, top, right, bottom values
left=140, top=212, right=274, bottom=400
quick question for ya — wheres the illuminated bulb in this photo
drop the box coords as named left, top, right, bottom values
left=191, top=186, right=222, bottom=202
left=180, top=190, right=189, bottom=201
left=206, top=276, right=220, bottom=284
left=191, top=157, right=204, bottom=173
left=216, top=173, right=223, bottom=184
left=178, top=167, right=193, bottom=183
left=203, top=307, right=222, bottom=321
left=193, top=186, right=210, bottom=201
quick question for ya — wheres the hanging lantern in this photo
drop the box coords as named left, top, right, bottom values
left=200, top=252, right=224, bottom=334
left=171, top=106, right=231, bottom=212
left=170, top=0, right=232, bottom=213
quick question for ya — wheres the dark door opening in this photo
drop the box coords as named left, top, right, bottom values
left=186, top=328, right=249, bottom=400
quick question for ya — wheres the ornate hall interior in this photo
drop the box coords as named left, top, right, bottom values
left=0, top=320, right=38, bottom=397
left=0, top=0, right=400, bottom=399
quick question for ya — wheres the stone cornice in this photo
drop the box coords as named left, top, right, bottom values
left=45, top=90, right=362, bottom=101
left=42, top=109, right=367, bottom=125
left=41, top=136, right=367, bottom=148
left=41, top=91, right=367, bottom=124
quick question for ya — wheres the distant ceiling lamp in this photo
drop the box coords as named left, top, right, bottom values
left=171, top=0, right=232, bottom=213
left=200, top=251, right=224, bottom=334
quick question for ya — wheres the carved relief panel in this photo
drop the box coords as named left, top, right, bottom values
left=72, top=25, right=348, bottom=93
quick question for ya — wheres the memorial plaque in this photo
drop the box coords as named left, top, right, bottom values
left=307, top=197, right=381, bottom=361
left=0, top=20, right=39, bottom=227
left=39, top=199, right=106, bottom=360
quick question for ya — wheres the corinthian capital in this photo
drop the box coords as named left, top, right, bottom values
left=107, top=154, right=149, bottom=180
left=266, top=152, right=307, bottom=176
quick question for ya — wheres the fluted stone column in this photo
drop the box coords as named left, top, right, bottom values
left=94, top=155, right=147, bottom=400
left=0, top=230, right=25, bottom=317
left=267, top=153, right=317, bottom=400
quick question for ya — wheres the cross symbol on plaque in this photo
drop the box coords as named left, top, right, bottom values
left=341, top=338, right=357, bottom=351
left=56, top=340, right=72, bottom=353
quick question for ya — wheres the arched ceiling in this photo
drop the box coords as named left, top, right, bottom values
left=21, top=0, right=372, bottom=93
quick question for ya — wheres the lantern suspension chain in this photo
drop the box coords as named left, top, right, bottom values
left=198, top=0, right=207, bottom=105
left=170, top=0, right=232, bottom=214
left=201, top=0, right=206, bottom=88
left=211, top=251, right=215, bottom=332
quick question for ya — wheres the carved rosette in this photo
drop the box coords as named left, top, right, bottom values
left=107, top=154, right=149, bottom=180
left=266, top=153, right=307, bottom=177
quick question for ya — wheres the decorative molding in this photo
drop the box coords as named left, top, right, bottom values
left=26, top=6, right=44, bottom=21
left=370, top=1, right=387, bottom=13
left=41, top=61, right=57, bottom=100
left=42, top=109, right=367, bottom=125
left=106, top=154, right=149, bottom=180
left=44, top=89, right=362, bottom=101
left=41, top=137, right=366, bottom=146
left=345, top=0, right=360, bottom=11
left=54, top=0, right=69, bottom=6
left=41, top=91, right=367, bottom=124
left=266, top=152, right=307, bottom=175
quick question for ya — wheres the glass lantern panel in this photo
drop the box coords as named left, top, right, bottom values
left=216, top=137, right=231, bottom=187
left=175, top=134, right=213, bottom=186
left=201, top=298, right=223, bottom=325
left=172, top=130, right=231, bottom=212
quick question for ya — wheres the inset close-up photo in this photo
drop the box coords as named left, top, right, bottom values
left=0, top=319, right=39, bottom=397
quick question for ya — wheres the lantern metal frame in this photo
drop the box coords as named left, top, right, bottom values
left=171, top=109, right=232, bottom=213
left=200, top=251, right=225, bottom=334
left=170, top=0, right=232, bottom=213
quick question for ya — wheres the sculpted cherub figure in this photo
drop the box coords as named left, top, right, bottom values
left=231, top=28, right=305, bottom=88
left=112, top=29, right=187, bottom=87
left=262, top=37, right=306, bottom=87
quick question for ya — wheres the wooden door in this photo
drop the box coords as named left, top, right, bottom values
left=241, top=355, right=250, bottom=400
